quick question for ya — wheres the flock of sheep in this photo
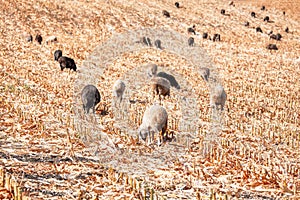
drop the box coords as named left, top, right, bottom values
left=73, top=58, right=226, bottom=146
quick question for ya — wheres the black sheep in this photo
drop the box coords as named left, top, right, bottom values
left=154, top=39, right=162, bottom=49
left=267, top=44, right=278, bottom=50
left=212, top=34, right=220, bottom=42
left=261, top=6, right=265, bottom=11
left=221, top=9, right=226, bottom=15
left=187, top=27, right=196, bottom=35
left=54, top=50, right=62, bottom=61
left=264, top=16, right=270, bottom=22
left=188, top=37, right=194, bottom=46
left=81, top=85, right=101, bottom=114
left=35, top=34, right=42, bottom=44
left=141, top=37, right=152, bottom=46
left=251, top=12, right=256, bottom=18
left=202, top=32, right=208, bottom=39
left=285, top=27, right=289, bottom=33
left=58, top=56, right=77, bottom=71
left=256, top=27, right=263, bottom=33
left=157, top=71, right=180, bottom=89
left=270, top=33, right=282, bottom=41
left=175, top=2, right=180, bottom=8
left=244, top=21, right=250, bottom=26
left=162, top=10, right=170, bottom=18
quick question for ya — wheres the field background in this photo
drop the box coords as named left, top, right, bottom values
left=0, top=0, right=299, bottom=199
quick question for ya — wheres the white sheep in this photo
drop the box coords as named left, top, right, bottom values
left=146, top=63, right=158, bottom=78
left=210, top=85, right=227, bottom=110
left=199, top=67, right=210, bottom=82
left=112, top=79, right=126, bottom=105
left=138, top=105, right=168, bottom=145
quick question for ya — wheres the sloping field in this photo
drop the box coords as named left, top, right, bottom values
left=0, top=0, right=299, bottom=199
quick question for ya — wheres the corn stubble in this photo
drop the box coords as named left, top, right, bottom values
left=0, top=0, right=299, bottom=199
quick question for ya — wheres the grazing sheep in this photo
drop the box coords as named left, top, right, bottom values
left=146, top=63, right=158, bottom=78
left=210, top=85, right=227, bottom=110
left=151, top=76, right=170, bottom=98
left=268, top=30, right=273, bottom=35
left=229, top=1, right=234, bottom=6
left=203, top=32, right=208, bottom=39
left=263, top=16, right=270, bottom=22
left=58, top=56, right=77, bottom=71
left=157, top=71, right=180, bottom=89
left=138, top=105, right=168, bottom=144
left=221, top=9, right=226, bottom=15
left=256, top=27, right=263, bottom=33
left=81, top=85, right=101, bottom=114
left=112, top=80, right=126, bottom=105
left=244, top=21, right=250, bottom=27
left=251, top=12, right=256, bottom=18
left=187, top=27, right=196, bottom=35
left=188, top=37, right=194, bottom=46
left=140, top=37, right=152, bottom=46
left=261, top=6, right=265, bottom=11
left=175, top=2, right=180, bottom=8
left=54, top=50, right=62, bottom=61
left=283, top=11, right=286, bottom=15
left=46, top=36, right=57, bottom=44
left=199, top=67, right=210, bottom=82
left=212, top=34, right=220, bottom=42
left=154, top=39, right=162, bottom=49
left=270, top=33, right=282, bottom=41
left=163, top=10, right=170, bottom=17
left=266, top=44, right=278, bottom=50
left=35, top=34, right=42, bottom=44
left=285, top=27, right=289, bottom=33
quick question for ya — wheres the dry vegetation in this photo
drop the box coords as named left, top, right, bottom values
left=0, top=0, right=299, bottom=199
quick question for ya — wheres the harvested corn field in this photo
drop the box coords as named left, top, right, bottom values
left=0, top=0, right=299, bottom=199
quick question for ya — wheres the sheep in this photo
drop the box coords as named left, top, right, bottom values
left=285, top=27, right=289, bottom=33
left=188, top=37, right=194, bottom=46
left=263, top=16, right=270, bottom=22
left=140, top=37, right=152, bottom=46
left=162, top=10, right=170, bottom=18
left=138, top=104, right=168, bottom=145
left=256, top=27, right=263, bottom=33
left=46, top=36, right=57, bottom=44
left=270, top=33, right=282, bottom=41
left=35, top=34, right=42, bottom=44
left=210, top=85, right=227, bottom=111
left=212, top=34, right=220, bottom=42
left=199, top=67, right=210, bottom=82
left=266, top=44, right=278, bottom=50
left=151, top=76, right=171, bottom=98
left=157, top=71, right=180, bottom=89
left=54, top=50, right=62, bottom=61
left=112, top=80, right=126, bottom=105
left=187, top=27, right=196, bottom=35
left=221, top=9, right=226, bottom=15
left=203, top=32, right=208, bottom=39
left=81, top=85, right=101, bottom=114
left=58, top=56, right=77, bottom=71
left=154, top=39, right=162, bottom=49
left=175, top=2, right=180, bottom=8
left=251, top=12, right=256, bottom=18
left=261, top=6, right=265, bottom=11
left=244, top=21, right=250, bottom=27
left=146, top=63, right=158, bottom=78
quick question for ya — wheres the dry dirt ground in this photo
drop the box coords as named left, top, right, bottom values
left=0, top=0, right=299, bottom=199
